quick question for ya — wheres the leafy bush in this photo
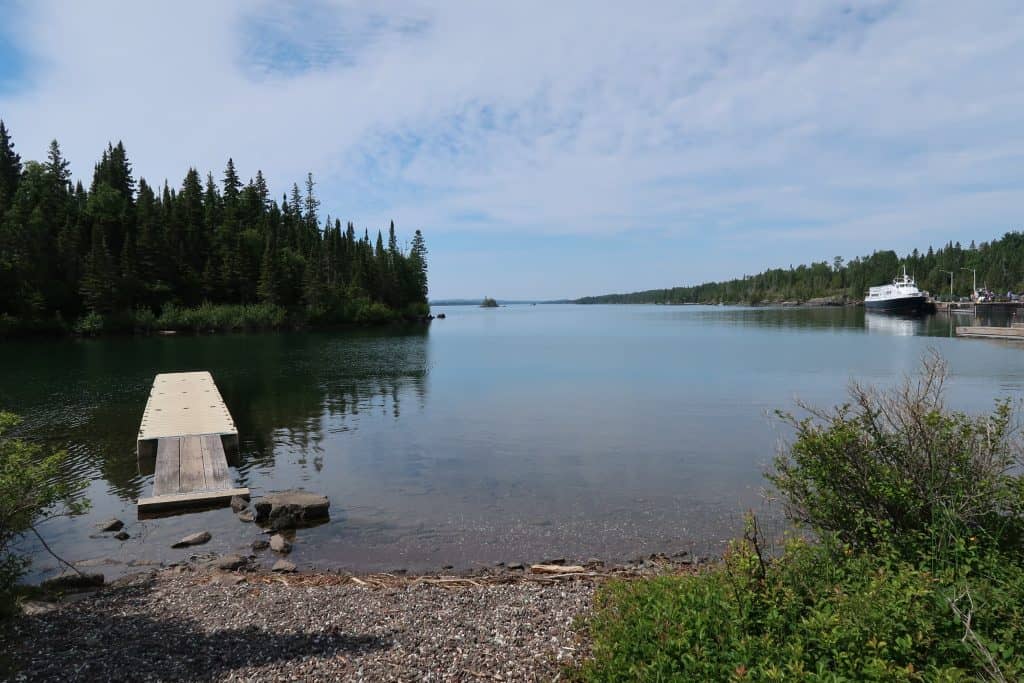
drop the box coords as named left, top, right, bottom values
left=0, top=413, right=89, bottom=616
left=577, top=534, right=1024, bottom=682
left=154, top=302, right=287, bottom=332
left=769, top=351, right=1024, bottom=559
left=72, top=312, right=103, bottom=336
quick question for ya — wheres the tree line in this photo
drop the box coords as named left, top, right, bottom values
left=577, top=233, right=1024, bottom=305
left=0, top=120, right=429, bottom=334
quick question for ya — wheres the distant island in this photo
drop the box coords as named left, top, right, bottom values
left=576, top=232, right=1024, bottom=306
left=481, top=297, right=499, bottom=308
left=0, top=120, right=429, bottom=337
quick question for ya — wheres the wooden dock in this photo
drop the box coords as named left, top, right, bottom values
left=136, top=372, right=248, bottom=513
left=956, top=324, right=1024, bottom=341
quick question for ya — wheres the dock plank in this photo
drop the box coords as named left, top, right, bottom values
left=138, top=487, right=251, bottom=514
left=152, top=437, right=180, bottom=498
left=178, top=435, right=207, bottom=493
left=201, top=435, right=231, bottom=489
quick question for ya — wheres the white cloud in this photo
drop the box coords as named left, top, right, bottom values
left=2, top=1, right=1023, bottom=296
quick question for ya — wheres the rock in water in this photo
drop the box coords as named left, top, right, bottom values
left=236, top=510, right=255, bottom=523
left=251, top=539, right=270, bottom=551
left=96, top=518, right=124, bottom=532
left=269, top=534, right=292, bottom=554
left=271, top=559, right=297, bottom=573
left=210, top=554, right=248, bottom=571
left=253, top=490, right=329, bottom=530
left=171, top=531, right=211, bottom=548
left=114, top=531, right=130, bottom=541
left=229, top=495, right=249, bottom=513
left=40, top=571, right=104, bottom=591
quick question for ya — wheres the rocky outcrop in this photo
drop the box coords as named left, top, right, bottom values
left=254, top=491, right=329, bottom=530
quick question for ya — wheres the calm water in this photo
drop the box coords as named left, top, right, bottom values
left=3, top=305, right=1024, bottom=580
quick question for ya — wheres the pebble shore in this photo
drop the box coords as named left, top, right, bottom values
left=3, top=567, right=597, bottom=682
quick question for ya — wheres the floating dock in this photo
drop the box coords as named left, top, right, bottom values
left=956, top=324, right=1024, bottom=341
left=136, top=372, right=248, bottom=513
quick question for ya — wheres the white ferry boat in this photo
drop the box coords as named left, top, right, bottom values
left=864, top=267, right=929, bottom=314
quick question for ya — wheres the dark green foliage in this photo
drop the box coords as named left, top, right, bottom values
left=0, top=122, right=429, bottom=335
left=0, top=412, right=89, bottom=616
left=481, top=296, right=498, bottom=308
left=577, top=535, right=1024, bottom=682
left=579, top=234, right=1024, bottom=304
left=770, top=352, right=1024, bottom=559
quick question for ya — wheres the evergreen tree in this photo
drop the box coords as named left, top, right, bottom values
left=0, top=120, right=22, bottom=216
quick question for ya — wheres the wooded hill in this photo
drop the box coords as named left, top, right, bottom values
left=0, top=120, right=429, bottom=334
left=577, top=233, right=1024, bottom=305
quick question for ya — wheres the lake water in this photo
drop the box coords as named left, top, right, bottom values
left=3, top=305, right=1024, bottom=580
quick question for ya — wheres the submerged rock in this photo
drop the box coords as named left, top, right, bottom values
left=254, top=490, right=329, bottom=530
left=40, top=571, right=104, bottom=591
left=114, top=531, right=130, bottom=541
left=251, top=539, right=270, bottom=551
left=171, top=531, right=211, bottom=548
left=269, top=534, right=292, bottom=554
left=271, top=559, right=297, bottom=573
left=229, top=495, right=249, bottom=513
left=96, top=518, right=124, bottom=532
left=236, top=510, right=255, bottom=523
left=209, top=554, right=248, bottom=571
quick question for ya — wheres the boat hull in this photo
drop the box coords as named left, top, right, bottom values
left=864, top=295, right=930, bottom=314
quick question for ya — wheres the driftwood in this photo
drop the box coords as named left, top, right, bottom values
left=529, top=564, right=586, bottom=574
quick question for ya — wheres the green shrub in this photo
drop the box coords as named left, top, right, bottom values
left=577, top=535, right=1023, bottom=681
left=0, top=413, right=89, bottom=616
left=72, top=312, right=103, bottom=336
left=769, top=351, right=1024, bottom=560
left=155, top=302, right=288, bottom=332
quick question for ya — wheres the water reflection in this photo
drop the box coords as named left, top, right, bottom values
left=0, top=328, right=430, bottom=502
left=864, top=313, right=920, bottom=337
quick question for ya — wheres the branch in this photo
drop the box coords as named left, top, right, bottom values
left=29, top=524, right=83, bottom=577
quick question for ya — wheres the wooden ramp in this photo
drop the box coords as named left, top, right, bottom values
left=136, top=372, right=248, bottom=513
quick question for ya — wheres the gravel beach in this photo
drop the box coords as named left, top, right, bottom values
left=2, top=567, right=598, bottom=682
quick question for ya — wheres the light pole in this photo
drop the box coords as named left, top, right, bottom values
left=961, top=268, right=977, bottom=300
left=940, top=270, right=954, bottom=300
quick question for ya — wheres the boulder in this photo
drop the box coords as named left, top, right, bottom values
left=269, top=534, right=292, bottom=554
left=171, top=531, right=211, bottom=548
left=236, top=510, right=255, bottom=523
left=40, top=571, right=104, bottom=591
left=271, top=559, right=297, bottom=573
left=114, top=531, right=130, bottom=541
left=254, top=490, right=329, bottom=530
left=229, top=495, right=249, bottom=513
left=96, top=518, right=124, bottom=532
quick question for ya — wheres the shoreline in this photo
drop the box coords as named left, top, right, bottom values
left=5, top=555, right=699, bottom=681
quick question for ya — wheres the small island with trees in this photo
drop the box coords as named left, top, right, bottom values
left=480, top=297, right=498, bottom=308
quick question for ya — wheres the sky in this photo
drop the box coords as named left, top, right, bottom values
left=0, top=1, right=1023, bottom=299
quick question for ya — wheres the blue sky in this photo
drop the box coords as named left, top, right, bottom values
left=1, top=1, right=1023, bottom=299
